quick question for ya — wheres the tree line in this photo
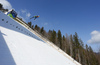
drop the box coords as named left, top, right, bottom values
left=27, top=21, right=100, bottom=65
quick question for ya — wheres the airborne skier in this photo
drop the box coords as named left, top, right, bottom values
left=30, top=15, right=39, bottom=20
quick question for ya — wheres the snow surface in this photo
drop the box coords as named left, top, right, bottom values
left=0, top=11, right=81, bottom=65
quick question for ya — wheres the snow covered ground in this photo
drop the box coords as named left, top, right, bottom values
left=0, top=11, right=81, bottom=65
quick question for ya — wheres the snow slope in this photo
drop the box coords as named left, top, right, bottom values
left=0, top=11, right=81, bottom=65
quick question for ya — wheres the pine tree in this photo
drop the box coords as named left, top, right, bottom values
left=40, top=27, right=44, bottom=35
left=48, top=30, right=52, bottom=41
left=52, top=30, right=57, bottom=44
left=0, top=3, right=3, bottom=9
left=34, top=25, right=40, bottom=32
left=31, top=25, right=34, bottom=30
left=62, top=35, right=66, bottom=51
left=57, top=30, right=62, bottom=49
left=73, top=32, right=80, bottom=49
left=27, top=22, right=32, bottom=28
left=34, top=25, right=37, bottom=30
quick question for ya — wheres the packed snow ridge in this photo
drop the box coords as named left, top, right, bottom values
left=0, top=11, right=81, bottom=65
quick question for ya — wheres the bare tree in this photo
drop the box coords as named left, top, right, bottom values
left=69, top=35, right=73, bottom=57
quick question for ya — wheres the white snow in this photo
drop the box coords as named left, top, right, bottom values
left=0, top=11, right=81, bottom=65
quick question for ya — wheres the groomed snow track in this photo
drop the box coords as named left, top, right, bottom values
left=0, top=11, right=81, bottom=65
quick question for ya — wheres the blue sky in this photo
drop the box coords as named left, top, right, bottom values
left=1, top=0, right=100, bottom=52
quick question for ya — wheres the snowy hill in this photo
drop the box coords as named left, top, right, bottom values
left=0, top=11, right=81, bottom=65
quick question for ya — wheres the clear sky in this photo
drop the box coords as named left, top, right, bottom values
left=1, top=0, right=100, bottom=52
